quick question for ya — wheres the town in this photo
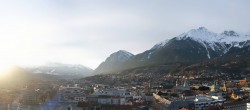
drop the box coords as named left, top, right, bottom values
left=1, top=71, right=250, bottom=110
left=0, top=0, right=250, bottom=110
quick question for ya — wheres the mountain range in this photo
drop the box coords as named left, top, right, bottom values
left=27, top=62, right=93, bottom=77
left=94, top=27, right=250, bottom=74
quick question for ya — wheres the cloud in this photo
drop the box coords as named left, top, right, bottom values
left=0, top=0, right=249, bottom=69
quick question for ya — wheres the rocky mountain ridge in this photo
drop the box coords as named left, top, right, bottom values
left=94, top=27, right=250, bottom=74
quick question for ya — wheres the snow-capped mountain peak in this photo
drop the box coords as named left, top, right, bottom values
left=219, top=31, right=250, bottom=44
left=177, top=27, right=250, bottom=44
left=177, top=27, right=218, bottom=42
left=94, top=50, right=134, bottom=74
left=94, top=27, right=250, bottom=74
left=174, top=27, right=250, bottom=59
left=221, top=30, right=239, bottom=37
left=106, top=50, right=134, bottom=63
left=27, top=62, right=93, bottom=76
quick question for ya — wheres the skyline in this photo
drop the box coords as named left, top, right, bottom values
left=0, top=0, right=250, bottom=69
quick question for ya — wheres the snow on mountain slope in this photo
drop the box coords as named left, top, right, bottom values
left=177, top=27, right=250, bottom=43
left=94, top=50, right=134, bottom=74
left=94, top=27, right=250, bottom=74
left=151, top=39, right=170, bottom=50
left=177, top=27, right=218, bottom=42
left=148, top=27, right=250, bottom=59
left=220, top=31, right=250, bottom=44
left=173, top=27, right=250, bottom=58
left=118, top=50, right=134, bottom=58
left=28, top=62, right=93, bottom=76
left=106, top=50, right=134, bottom=62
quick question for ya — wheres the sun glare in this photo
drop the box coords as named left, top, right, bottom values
left=0, top=64, right=13, bottom=80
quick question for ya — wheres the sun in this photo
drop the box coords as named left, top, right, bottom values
left=0, top=64, right=13, bottom=80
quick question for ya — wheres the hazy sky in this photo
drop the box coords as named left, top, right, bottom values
left=0, top=0, right=250, bottom=69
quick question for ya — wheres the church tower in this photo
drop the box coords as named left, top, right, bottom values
left=223, top=82, right=227, bottom=92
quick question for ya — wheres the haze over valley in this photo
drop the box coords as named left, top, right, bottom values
left=1, top=1, right=250, bottom=110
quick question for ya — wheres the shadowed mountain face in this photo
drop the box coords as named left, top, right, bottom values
left=94, top=50, right=134, bottom=74
left=94, top=27, right=250, bottom=74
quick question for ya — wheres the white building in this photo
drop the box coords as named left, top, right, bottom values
left=247, top=102, right=250, bottom=110
left=93, top=89, right=131, bottom=97
left=194, top=94, right=225, bottom=110
left=59, top=85, right=85, bottom=102
left=97, top=96, right=126, bottom=105
left=89, top=88, right=133, bottom=105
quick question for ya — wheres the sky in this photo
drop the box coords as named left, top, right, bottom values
left=0, top=0, right=250, bottom=69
